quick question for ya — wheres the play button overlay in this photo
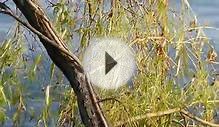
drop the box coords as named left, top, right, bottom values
left=82, top=37, right=136, bottom=89
left=105, top=52, right=117, bottom=74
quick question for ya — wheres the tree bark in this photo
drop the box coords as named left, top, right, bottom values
left=12, top=0, right=108, bottom=127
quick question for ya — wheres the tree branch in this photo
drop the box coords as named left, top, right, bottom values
left=115, top=108, right=181, bottom=126
left=0, top=6, right=83, bottom=72
left=0, top=1, right=109, bottom=127
left=181, top=109, right=219, bottom=127
left=115, top=108, right=219, bottom=127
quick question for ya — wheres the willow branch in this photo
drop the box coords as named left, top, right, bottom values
left=115, top=108, right=181, bottom=126
left=0, top=8, right=83, bottom=72
left=181, top=109, right=219, bottom=127
left=1, top=1, right=108, bottom=126
left=115, top=108, right=219, bottom=127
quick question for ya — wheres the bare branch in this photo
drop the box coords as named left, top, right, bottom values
left=181, top=109, right=219, bottom=127
left=115, top=108, right=181, bottom=126
left=1, top=1, right=109, bottom=126
left=0, top=6, right=83, bottom=72
left=115, top=108, right=219, bottom=127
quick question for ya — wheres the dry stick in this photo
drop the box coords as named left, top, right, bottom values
left=115, top=108, right=181, bottom=127
left=98, top=97, right=121, bottom=103
left=115, top=108, right=219, bottom=127
left=180, top=110, right=219, bottom=127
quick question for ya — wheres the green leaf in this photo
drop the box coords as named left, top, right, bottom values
left=29, top=54, right=42, bottom=80
left=0, top=109, right=6, bottom=123
left=49, top=63, right=55, bottom=81
left=80, top=30, right=87, bottom=48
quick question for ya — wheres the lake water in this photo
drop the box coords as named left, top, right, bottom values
left=190, top=0, right=219, bottom=48
left=1, top=0, right=219, bottom=126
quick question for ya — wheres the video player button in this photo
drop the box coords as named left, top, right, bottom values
left=82, top=38, right=136, bottom=89
left=105, top=51, right=117, bottom=75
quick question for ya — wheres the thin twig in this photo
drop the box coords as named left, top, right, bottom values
left=115, top=108, right=219, bottom=127
left=0, top=6, right=83, bottom=72
left=98, top=97, right=132, bottom=121
left=180, top=109, right=219, bottom=127
left=115, top=108, right=181, bottom=127
left=97, top=97, right=121, bottom=103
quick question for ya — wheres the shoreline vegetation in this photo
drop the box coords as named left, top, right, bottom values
left=0, top=0, right=219, bottom=126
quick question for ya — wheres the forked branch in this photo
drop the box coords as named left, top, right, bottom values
left=0, top=1, right=108, bottom=127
